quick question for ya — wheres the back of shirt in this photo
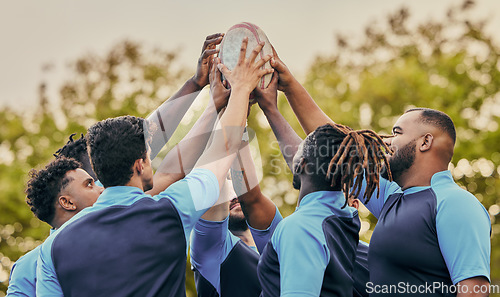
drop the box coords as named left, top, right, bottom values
left=52, top=197, right=187, bottom=297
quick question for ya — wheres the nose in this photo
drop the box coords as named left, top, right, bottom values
left=98, top=186, right=104, bottom=194
left=383, top=136, right=393, bottom=147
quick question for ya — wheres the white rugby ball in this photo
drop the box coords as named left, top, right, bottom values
left=220, top=22, right=273, bottom=94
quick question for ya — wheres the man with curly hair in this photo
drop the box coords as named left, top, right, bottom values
left=36, top=39, right=273, bottom=296
left=9, top=32, right=227, bottom=297
left=6, top=157, right=103, bottom=296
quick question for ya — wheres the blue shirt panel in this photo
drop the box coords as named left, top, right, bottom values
left=262, top=191, right=358, bottom=297
left=248, top=205, right=283, bottom=253
left=430, top=171, right=491, bottom=284
left=358, top=177, right=402, bottom=219
left=6, top=246, right=40, bottom=297
left=369, top=170, right=490, bottom=296
left=36, top=169, right=219, bottom=296
left=190, top=216, right=241, bottom=293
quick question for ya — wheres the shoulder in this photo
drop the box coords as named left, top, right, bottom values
left=14, top=245, right=41, bottom=266
left=271, top=211, right=325, bottom=247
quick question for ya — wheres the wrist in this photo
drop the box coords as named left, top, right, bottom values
left=189, top=76, right=205, bottom=91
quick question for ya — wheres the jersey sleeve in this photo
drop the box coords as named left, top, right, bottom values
left=155, top=168, right=220, bottom=245
left=272, top=220, right=329, bottom=296
left=356, top=176, right=401, bottom=218
left=36, top=235, right=64, bottom=297
left=248, top=205, right=283, bottom=253
left=190, top=216, right=239, bottom=294
left=6, top=248, right=39, bottom=297
left=435, top=190, right=491, bottom=284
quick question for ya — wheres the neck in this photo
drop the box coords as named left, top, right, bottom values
left=125, top=174, right=144, bottom=191
left=297, top=178, right=334, bottom=206
left=231, top=229, right=255, bottom=248
left=398, top=162, right=448, bottom=191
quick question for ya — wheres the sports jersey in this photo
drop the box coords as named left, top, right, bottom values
left=36, top=169, right=219, bottom=297
left=361, top=170, right=490, bottom=296
left=190, top=216, right=260, bottom=297
left=258, top=191, right=360, bottom=297
left=7, top=230, right=55, bottom=297
left=247, top=206, right=283, bottom=253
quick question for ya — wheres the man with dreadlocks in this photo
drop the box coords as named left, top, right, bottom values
left=269, top=48, right=490, bottom=296
left=254, top=69, right=390, bottom=296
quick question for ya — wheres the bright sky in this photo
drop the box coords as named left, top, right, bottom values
left=1, top=0, right=499, bottom=111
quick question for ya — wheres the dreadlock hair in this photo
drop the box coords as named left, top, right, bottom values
left=53, top=133, right=88, bottom=163
left=303, top=124, right=392, bottom=208
left=25, top=157, right=82, bottom=225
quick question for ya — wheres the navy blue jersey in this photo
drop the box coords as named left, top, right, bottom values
left=258, top=191, right=360, bottom=297
left=190, top=216, right=261, bottom=297
left=36, top=169, right=219, bottom=296
left=360, top=171, right=490, bottom=296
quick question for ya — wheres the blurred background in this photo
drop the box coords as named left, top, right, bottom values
left=1, top=0, right=500, bottom=295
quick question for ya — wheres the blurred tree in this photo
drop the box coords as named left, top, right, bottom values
left=2, top=0, right=500, bottom=294
left=293, top=0, right=500, bottom=283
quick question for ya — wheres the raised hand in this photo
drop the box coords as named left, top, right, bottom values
left=217, top=38, right=274, bottom=96
left=254, top=72, right=279, bottom=112
left=209, top=59, right=231, bottom=112
left=192, top=33, right=224, bottom=89
left=270, top=46, right=294, bottom=92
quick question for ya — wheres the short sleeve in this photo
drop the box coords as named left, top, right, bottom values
left=272, top=221, right=329, bottom=296
left=190, top=217, right=239, bottom=293
left=248, top=206, right=283, bottom=253
left=436, top=191, right=491, bottom=284
left=6, top=247, right=39, bottom=297
left=36, top=235, right=64, bottom=296
left=156, top=168, right=220, bottom=245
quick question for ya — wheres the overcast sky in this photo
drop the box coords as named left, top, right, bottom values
left=1, top=0, right=499, bottom=111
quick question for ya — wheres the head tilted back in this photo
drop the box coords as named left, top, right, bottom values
left=304, top=124, right=392, bottom=207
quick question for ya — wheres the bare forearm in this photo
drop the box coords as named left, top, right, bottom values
left=148, top=103, right=218, bottom=195
left=262, top=107, right=302, bottom=171
left=283, top=78, right=334, bottom=135
left=147, top=78, right=203, bottom=159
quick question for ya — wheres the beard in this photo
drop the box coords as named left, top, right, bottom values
left=228, top=211, right=248, bottom=232
left=382, top=138, right=416, bottom=183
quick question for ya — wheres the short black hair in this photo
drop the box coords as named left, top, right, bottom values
left=53, top=133, right=88, bottom=163
left=25, top=157, right=82, bottom=224
left=86, top=116, right=147, bottom=187
left=406, top=108, right=456, bottom=143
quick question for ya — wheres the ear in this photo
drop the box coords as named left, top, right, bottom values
left=420, top=133, right=433, bottom=152
left=134, top=158, right=145, bottom=175
left=294, top=157, right=306, bottom=175
left=58, top=195, right=77, bottom=211
left=349, top=198, right=360, bottom=210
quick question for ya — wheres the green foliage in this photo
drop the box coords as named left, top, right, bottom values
left=1, top=0, right=499, bottom=294
left=302, top=0, right=500, bottom=282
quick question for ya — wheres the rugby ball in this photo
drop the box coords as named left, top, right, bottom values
left=219, top=22, right=273, bottom=97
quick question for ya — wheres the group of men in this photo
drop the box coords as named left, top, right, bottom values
left=6, top=32, right=491, bottom=297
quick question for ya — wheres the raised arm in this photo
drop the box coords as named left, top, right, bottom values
left=255, top=72, right=302, bottom=171
left=195, top=39, right=273, bottom=191
left=271, top=46, right=333, bottom=135
left=147, top=33, right=224, bottom=159
left=146, top=62, right=230, bottom=196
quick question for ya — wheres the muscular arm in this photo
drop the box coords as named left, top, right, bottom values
left=457, top=277, right=490, bottom=297
left=230, top=138, right=276, bottom=229
left=195, top=39, right=273, bottom=191
left=255, top=72, right=302, bottom=171
left=147, top=33, right=223, bottom=159
left=271, top=47, right=333, bottom=135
